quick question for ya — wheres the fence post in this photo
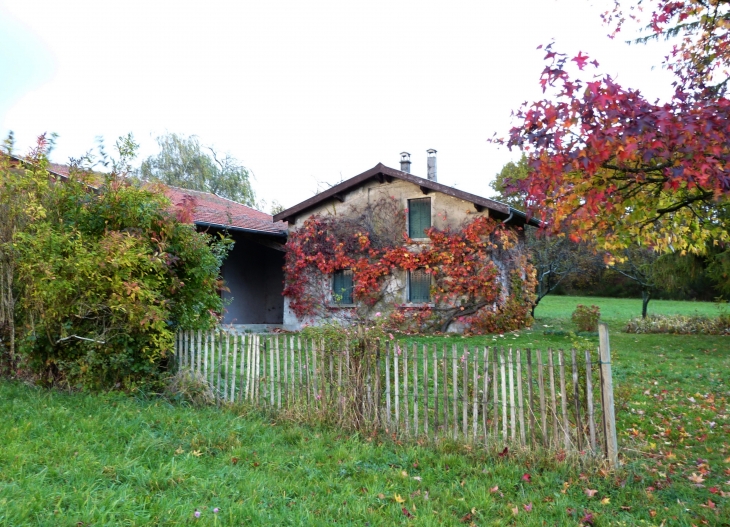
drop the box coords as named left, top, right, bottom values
left=598, top=323, right=619, bottom=468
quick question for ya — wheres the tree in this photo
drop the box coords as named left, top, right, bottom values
left=1, top=134, right=231, bottom=389
left=498, top=0, right=730, bottom=259
left=490, top=158, right=602, bottom=315
left=139, top=133, right=256, bottom=206
left=489, top=154, right=531, bottom=209
left=608, top=247, right=661, bottom=318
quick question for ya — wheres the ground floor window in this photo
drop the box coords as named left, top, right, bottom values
left=408, top=268, right=431, bottom=303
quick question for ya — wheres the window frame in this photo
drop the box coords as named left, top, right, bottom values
left=331, top=269, right=355, bottom=306
left=407, top=267, right=432, bottom=304
left=407, top=197, right=432, bottom=240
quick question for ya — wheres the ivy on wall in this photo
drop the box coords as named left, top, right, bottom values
left=283, top=197, right=536, bottom=334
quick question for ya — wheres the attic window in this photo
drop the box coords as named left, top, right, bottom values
left=408, top=268, right=431, bottom=303
left=408, top=197, right=431, bottom=238
left=332, top=269, right=354, bottom=305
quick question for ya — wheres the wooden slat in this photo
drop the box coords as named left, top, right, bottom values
left=283, top=336, right=288, bottom=406
left=183, top=330, right=189, bottom=369
left=423, top=344, right=429, bottom=436
left=375, top=340, right=382, bottom=428
left=585, top=348, right=597, bottom=452
left=225, top=331, right=231, bottom=402
left=216, top=330, right=223, bottom=401
left=442, top=344, right=448, bottom=436
left=298, top=337, right=304, bottom=399
left=255, top=335, right=261, bottom=403
left=385, top=342, right=391, bottom=429
left=482, top=347, right=490, bottom=443
left=276, top=337, right=281, bottom=409
left=558, top=349, right=570, bottom=451
left=537, top=349, right=547, bottom=446
left=197, top=330, right=202, bottom=374
left=339, top=342, right=344, bottom=420
left=599, top=323, right=619, bottom=468
left=571, top=349, right=583, bottom=451
left=462, top=346, right=468, bottom=440
left=500, top=347, right=507, bottom=441
left=452, top=344, right=458, bottom=441
left=230, top=333, right=238, bottom=402
left=239, top=335, right=245, bottom=403
left=492, top=352, right=499, bottom=437
left=527, top=349, right=535, bottom=448
left=516, top=348, right=526, bottom=445
left=304, top=339, right=311, bottom=409
left=290, top=337, right=296, bottom=404
left=203, top=331, right=209, bottom=383
left=508, top=347, right=516, bottom=442
left=433, top=345, right=439, bottom=432
left=413, top=343, right=418, bottom=436
left=312, top=340, right=319, bottom=410
left=547, top=348, right=558, bottom=447
left=472, top=346, right=478, bottom=443
left=404, top=343, right=410, bottom=436
left=394, top=342, right=400, bottom=431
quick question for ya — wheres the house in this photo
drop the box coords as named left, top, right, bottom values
left=273, top=151, right=539, bottom=334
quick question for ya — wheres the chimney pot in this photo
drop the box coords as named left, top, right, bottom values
left=426, top=149, right=437, bottom=182
left=399, top=151, right=411, bottom=173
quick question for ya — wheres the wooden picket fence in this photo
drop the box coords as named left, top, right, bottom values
left=174, top=323, right=619, bottom=466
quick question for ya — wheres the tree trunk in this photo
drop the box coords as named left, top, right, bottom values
left=641, top=288, right=651, bottom=319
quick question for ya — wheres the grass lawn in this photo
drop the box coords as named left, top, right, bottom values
left=1, top=296, right=728, bottom=526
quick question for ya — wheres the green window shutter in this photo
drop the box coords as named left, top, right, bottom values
left=333, top=269, right=354, bottom=304
left=408, top=268, right=431, bottom=303
left=408, top=198, right=431, bottom=238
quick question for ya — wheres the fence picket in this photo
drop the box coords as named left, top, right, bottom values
left=558, top=349, right=570, bottom=451
left=394, top=342, right=400, bottom=431
left=508, top=347, right=516, bottom=442
left=516, top=348, right=526, bottom=445
left=433, top=345, right=439, bottom=432
left=452, top=344, right=458, bottom=441
left=537, top=349, right=547, bottom=446
left=230, top=333, right=237, bottom=403
left=472, top=347, right=478, bottom=443
left=401, top=344, right=411, bottom=436
left=571, top=349, right=583, bottom=451
left=585, top=348, right=596, bottom=452
left=500, top=348, right=507, bottom=441
left=527, top=349, right=535, bottom=448
left=547, top=349, right=558, bottom=447
left=413, top=343, right=418, bottom=436
left=423, top=344, right=429, bottom=436
left=462, top=346, right=468, bottom=440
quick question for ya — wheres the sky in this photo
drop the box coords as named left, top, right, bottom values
left=0, top=0, right=676, bottom=212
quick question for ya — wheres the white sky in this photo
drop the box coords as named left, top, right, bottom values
left=0, top=0, right=676, bottom=211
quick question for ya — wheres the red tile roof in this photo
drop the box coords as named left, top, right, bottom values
left=8, top=155, right=286, bottom=236
left=163, top=186, right=288, bottom=236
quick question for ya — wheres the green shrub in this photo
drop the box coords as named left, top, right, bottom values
left=571, top=304, right=600, bottom=332
left=624, top=314, right=730, bottom=335
left=2, top=136, right=231, bottom=390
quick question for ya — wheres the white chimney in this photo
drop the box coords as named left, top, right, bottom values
left=400, top=152, right=411, bottom=173
left=427, top=149, right=437, bottom=182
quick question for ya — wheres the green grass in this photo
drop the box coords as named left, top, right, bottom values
left=1, top=296, right=728, bottom=526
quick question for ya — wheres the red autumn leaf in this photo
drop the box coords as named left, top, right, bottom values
left=401, top=507, right=413, bottom=518
left=521, top=473, right=532, bottom=482
left=572, top=52, right=589, bottom=70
